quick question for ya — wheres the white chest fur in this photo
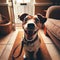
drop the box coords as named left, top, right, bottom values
left=23, top=32, right=41, bottom=52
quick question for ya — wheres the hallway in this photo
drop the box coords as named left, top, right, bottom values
left=0, top=0, right=60, bottom=60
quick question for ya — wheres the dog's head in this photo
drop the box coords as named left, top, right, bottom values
left=18, top=13, right=46, bottom=39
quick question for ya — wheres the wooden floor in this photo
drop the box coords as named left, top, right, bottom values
left=0, top=28, right=60, bottom=60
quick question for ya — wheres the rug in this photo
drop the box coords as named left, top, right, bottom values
left=8, top=30, right=52, bottom=60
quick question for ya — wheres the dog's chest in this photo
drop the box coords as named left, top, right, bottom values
left=23, top=33, right=40, bottom=52
left=24, top=39, right=40, bottom=52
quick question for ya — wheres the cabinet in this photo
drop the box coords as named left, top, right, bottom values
left=34, top=0, right=52, bottom=16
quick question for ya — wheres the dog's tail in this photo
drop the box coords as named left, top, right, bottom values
left=12, top=41, right=24, bottom=60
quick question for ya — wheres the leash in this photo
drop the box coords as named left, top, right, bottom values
left=12, top=41, right=24, bottom=60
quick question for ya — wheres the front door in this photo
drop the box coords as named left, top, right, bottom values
left=12, top=0, right=34, bottom=25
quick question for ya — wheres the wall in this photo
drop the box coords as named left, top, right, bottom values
left=0, top=0, right=6, bottom=3
left=35, top=0, right=52, bottom=3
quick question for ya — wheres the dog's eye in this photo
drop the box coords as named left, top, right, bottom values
left=35, top=18, right=40, bottom=23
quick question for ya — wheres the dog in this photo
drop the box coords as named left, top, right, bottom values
left=18, top=13, right=46, bottom=60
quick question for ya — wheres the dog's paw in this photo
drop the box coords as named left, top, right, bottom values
left=24, top=58, right=28, bottom=60
left=23, top=54, right=28, bottom=60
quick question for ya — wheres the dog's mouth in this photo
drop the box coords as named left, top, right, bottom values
left=28, top=30, right=34, bottom=38
left=24, top=28, right=38, bottom=40
left=25, top=29, right=34, bottom=40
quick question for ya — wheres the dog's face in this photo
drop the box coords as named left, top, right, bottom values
left=18, top=13, right=46, bottom=39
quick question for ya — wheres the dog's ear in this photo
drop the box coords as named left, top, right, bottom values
left=18, top=13, right=28, bottom=21
left=37, top=14, right=47, bottom=24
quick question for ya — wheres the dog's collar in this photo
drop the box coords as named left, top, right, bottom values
left=23, top=35, right=38, bottom=45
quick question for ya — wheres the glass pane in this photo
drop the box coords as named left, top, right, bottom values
left=16, top=0, right=23, bottom=3
left=24, top=0, right=30, bottom=3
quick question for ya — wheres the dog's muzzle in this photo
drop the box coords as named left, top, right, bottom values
left=26, top=23, right=35, bottom=40
left=24, top=23, right=38, bottom=40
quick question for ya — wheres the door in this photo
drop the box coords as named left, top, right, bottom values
left=12, top=0, right=34, bottom=25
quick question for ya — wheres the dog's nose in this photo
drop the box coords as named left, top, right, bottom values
left=27, top=23, right=35, bottom=29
